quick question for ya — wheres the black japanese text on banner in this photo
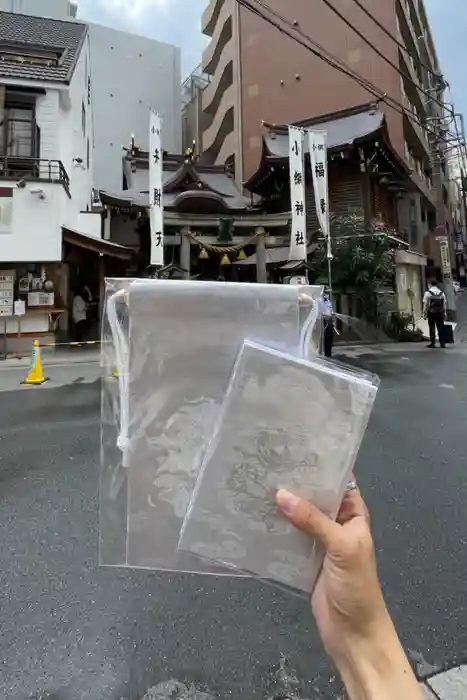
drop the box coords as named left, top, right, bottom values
left=288, top=126, right=307, bottom=261
left=149, top=111, right=164, bottom=266
left=308, top=130, right=331, bottom=259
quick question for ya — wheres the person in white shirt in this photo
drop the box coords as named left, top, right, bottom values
left=422, top=279, right=447, bottom=349
left=72, top=290, right=88, bottom=343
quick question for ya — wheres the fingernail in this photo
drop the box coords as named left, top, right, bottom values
left=276, top=489, right=301, bottom=517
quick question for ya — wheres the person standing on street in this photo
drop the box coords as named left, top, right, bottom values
left=318, top=288, right=335, bottom=358
left=423, top=279, right=447, bottom=349
left=72, top=289, right=88, bottom=343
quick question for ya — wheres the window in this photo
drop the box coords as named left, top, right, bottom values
left=5, top=108, right=34, bottom=157
left=0, top=44, right=62, bottom=67
left=81, top=101, right=86, bottom=136
left=0, top=91, right=37, bottom=158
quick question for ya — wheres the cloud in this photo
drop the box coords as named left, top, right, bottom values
left=100, top=0, right=167, bottom=17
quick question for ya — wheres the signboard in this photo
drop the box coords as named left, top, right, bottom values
left=14, top=300, right=25, bottom=316
left=288, top=275, right=308, bottom=285
left=308, top=129, right=331, bottom=261
left=28, top=292, right=54, bottom=307
left=288, top=125, right=307, bottom=261
left=0, top=270, right=14, bottom=317
left=149, top=110, right=164, bottom=266
left=0, top=197, right=12, bottom=234
left=436, top=236, right=452, bottom=280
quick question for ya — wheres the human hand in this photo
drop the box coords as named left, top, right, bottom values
left=276, top=484, right=388, bottom=658
left=276, top=485, right=425, bottom=700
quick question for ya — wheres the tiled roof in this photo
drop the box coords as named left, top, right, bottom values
left=115, top=156, right=259, bottom=212
left=264, top=109, right=385, bottom=158
left=0, top=11, right=87, bottom=83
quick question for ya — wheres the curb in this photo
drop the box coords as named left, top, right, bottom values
left=0, top=351, right=100, bottom=370
left=419, top=665, right=467, bottom=699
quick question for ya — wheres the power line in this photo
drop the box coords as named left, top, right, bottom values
left=347, top=0, right=441, bottom=81
left=242, top=0, right=454, bottom=148
left=235, top=0, right=460, bottom=152
left=318, top=0, right=451, bottom=118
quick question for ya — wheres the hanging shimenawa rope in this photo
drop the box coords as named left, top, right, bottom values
left=182, top=228, right=264, bottom=254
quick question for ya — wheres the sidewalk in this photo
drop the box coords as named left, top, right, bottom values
left=420, top=665, right=467, bottom=698
left=335, top=340, right=467, bottom=358
left=1, top=339, right=465, bottom=370
left=0, top=346, right=100, bottom=369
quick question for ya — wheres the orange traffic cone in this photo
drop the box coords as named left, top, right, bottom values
left=22, top=340, right=47, bottom=385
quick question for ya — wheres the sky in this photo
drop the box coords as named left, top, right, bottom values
left=77, top=0, right=466, bottom=121
left=78, top=0, right=207, bottom=77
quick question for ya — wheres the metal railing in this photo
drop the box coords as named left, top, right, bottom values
left=0, top=156, right=70, bottom=196
left=181, top=63, right=211, bottom=106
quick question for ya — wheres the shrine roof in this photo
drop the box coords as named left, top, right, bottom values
left=245, top=104, right=385, bottom=191
left=100, top=153, right=260, bottom=214
left=263, top=107, right=384, bottom=159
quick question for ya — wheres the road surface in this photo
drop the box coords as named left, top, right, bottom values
left=1, top=326, right=467, bottom=699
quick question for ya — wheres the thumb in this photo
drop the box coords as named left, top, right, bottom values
left=276, top=489, right=339, bottom=550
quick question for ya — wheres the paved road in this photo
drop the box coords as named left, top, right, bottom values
left=1, top=318, right=467, bottom=698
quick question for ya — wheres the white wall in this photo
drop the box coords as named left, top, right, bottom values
left=59, top=29, right=94, bottom=217
left=0, top=183, right=68, bottom=262
left=88, top=23, right=182, bottom=192
left=77, top=211, right=101, bottom=238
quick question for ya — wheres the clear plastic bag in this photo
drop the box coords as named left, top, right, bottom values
left=100, top=279, right=322, bottom=572
left=178, top=341, right=379, bottom=594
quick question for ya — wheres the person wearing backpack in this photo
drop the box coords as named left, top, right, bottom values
left=423, top=278, right=447, bottom=348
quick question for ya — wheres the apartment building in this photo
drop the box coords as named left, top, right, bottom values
left=1, top=0, right=182, bottom=192
left=200, top=0, right=453, bottom=233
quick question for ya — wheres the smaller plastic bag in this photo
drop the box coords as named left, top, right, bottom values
left=178, top=341, right=379, bottom=595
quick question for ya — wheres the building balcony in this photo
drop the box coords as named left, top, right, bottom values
left=215, top=129, right=236, bottom=168
left=403, top=142, right=436, bottom=207
left=202, top=0, right=233, bottom=75
left=202, top=0, right=226, bottom=37
left=202, top=45, right=234, bottom=122
left=396, top=0, right=426, bottom=77
left=398, top=49, right=426, bottom=111
left=401, top=92, right=431, bottom=160
left=202, top=89, right=234, bottom=165
left=410, top=0, right=436, bottom=67
left=0, top=156, right=71, bottom=197
left=403, top=0, right=438, bottom=74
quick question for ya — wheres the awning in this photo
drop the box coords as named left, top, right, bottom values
left=62, top=227, right=133, bottom=260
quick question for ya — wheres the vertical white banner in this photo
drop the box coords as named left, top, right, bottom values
left=149, top=111, right=164, bottom=266
left=308, top=130, right=331, bottom=258
left=288, top=126, right=307, bottom=261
